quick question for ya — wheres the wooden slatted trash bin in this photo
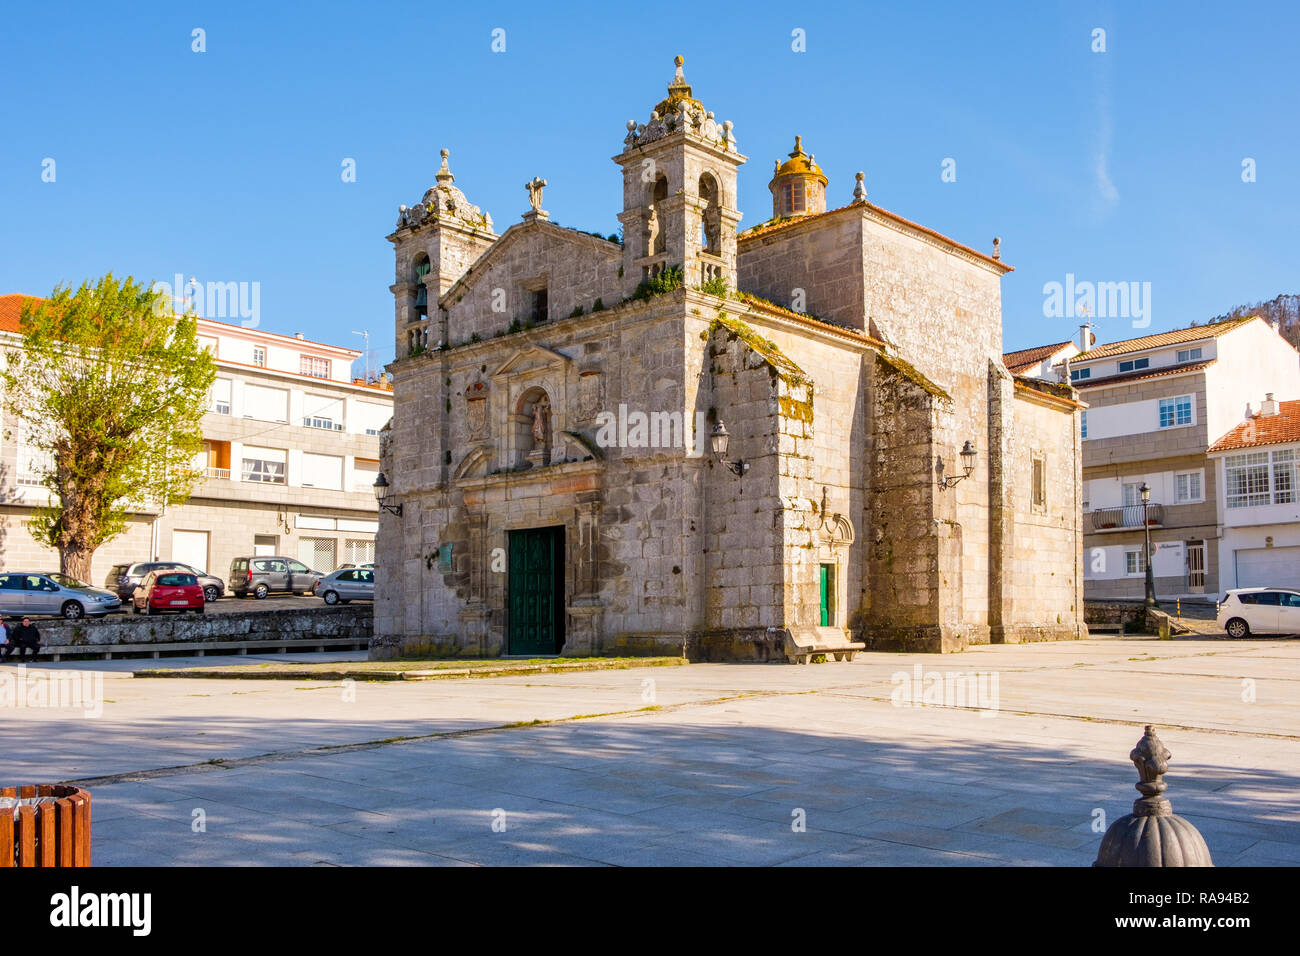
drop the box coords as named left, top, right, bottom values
left=0, top=785, right=91, bottom=867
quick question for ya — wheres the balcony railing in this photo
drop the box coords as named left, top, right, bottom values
left=206, top=467, right=231, bottom=480
left=1087, top=503, right=1165, bottom=532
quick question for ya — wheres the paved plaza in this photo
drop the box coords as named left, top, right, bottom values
left=4, top=635, right=1299, bottom=866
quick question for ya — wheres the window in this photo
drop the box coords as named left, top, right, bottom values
left=303, top=395, right=344, bottom=431
left=356, top=402, right=390, bottom=436
left=298, top=538, right=337, bottom=573
left=1080, top=411, right=1088, bottom=439
left=210, top=378, right=232, bottom=415
left=1070, top=367, right=1091, bottom=381
left=1158, top=395, right=1193, bottom=428
left=344, top=538, right=375, bottom=565
left=530, top=288, right=548, bottom=324
left=1273, top=449, right=1296, bottom=504
left=1118, top=357, right=1150, bottom=374
left=1125, top=550, right=1146, bottom=575
left=241, top=446, right=287, bottom=484
left=1226, top=449, right=1296, bottom=508
left=782, top=181, right=805, bottom=215
left=1177, top=347, right=1202, bottom=363
left=1122, top=482, right=1144, bottom=507
left=300, top=356, right=330, bottom=379
left=16, top=429, right=54, bottom=486
left=252, top=347, right=266, bottom=368
left=1225, top=452, right=1269, bottom=508
left=1032, top=457, right=1047, bottom=508
left=1174, top=471, right=1202, bottom=503
left=301, top=453, right=343, bottom=490
left=243, top=383, right=289, bottom=423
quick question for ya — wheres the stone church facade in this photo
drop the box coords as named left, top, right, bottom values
left=372, top=58, right=1086, bottom=660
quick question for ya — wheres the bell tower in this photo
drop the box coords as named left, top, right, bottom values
left=387, top=149, right=496, bottom=359
left=614, top=56, right=746, bottom=295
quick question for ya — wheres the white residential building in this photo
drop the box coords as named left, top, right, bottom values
left=1208, top=396, right=1300, bottom=591
left=0, top=293, right=392, bottom=586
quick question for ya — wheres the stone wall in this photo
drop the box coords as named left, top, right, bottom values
left=35, top=604, right=371, bottom=652
left=993, top=377, right=1088, bottom=643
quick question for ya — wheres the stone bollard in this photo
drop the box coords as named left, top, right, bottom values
left=1094, top=725, right=1212, bottom=867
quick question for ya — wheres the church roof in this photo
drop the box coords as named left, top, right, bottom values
left=739, top=201, right=1011, bottom=273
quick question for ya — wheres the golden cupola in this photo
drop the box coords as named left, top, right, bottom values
left=768, top=136, right=828, bottom=218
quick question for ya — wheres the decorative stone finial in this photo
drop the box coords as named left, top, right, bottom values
left=673, top=55, right=685, bottom=79
left=1094, top=726, right=1213, bottom=867
left=436, top=148, right=454, bottom=184
left=793, top=135, right=803, bottom=154
left=992, top=237, right=1001, bottom=260
left=853, top=171, right=867, bottom=203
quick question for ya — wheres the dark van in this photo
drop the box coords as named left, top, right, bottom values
left=228, top=556, right=323, bottom=599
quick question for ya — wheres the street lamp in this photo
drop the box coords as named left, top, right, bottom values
left=710, top=421, right=747, bottom=476
left=1140, top=481, right=1158, bottom=608
left=937, top=440, right=978, bottom=489
left=373, top=471, right=403, bottom=516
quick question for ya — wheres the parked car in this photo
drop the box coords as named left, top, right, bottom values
left=313, top=568, right=375, bottom=605
left=228, top=556, right=323, bottom=599
left=132, top=571, right=205, bottom=615
left=0, top=572, right=121, bottom=620
left=107, top=561, right=225, bottom=603
left=1217, top=587, right=1300, bottom=637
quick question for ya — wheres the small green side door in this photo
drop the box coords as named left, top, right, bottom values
left=507, top=527, right=565, bottom=655
left=819, top=564, right=834, bottom=627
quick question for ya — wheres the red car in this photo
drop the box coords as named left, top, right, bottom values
left=131, top=571, right=205, bottom=615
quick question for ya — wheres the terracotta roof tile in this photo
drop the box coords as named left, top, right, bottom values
left=1003, top=340, right=1073, bottom=374
left=1073, top=317, right=1256, bottom=361
left=1209, top=399, right=1300, bottom=453
left=0, top=293, right=43, bottom=334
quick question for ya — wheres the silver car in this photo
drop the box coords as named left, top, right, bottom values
left=0, top=572, right=122, bottom=620
left=313, top=568, right=375, bottom=605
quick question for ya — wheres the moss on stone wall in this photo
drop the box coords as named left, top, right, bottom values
left=703, top=311, right=809, bottom=390
left=875, top=350, right=950, bottom=401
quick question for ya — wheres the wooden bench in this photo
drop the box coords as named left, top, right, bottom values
left=44, top=637, right=369, bottom=662
left=782, top=626, right=866, bottom=664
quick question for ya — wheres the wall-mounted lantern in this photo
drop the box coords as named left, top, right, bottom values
left=373, top=471, right=403, bottom=516
left=936, top=440, right=978, bottom=490
left=710, top=421, right=748, bottom=477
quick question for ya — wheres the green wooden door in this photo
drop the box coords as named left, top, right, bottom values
left=508, top=527, right=565, bottom=655
left=819, top=564, right=834, bottom=627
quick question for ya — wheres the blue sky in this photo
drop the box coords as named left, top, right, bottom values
left=2, top=0, right=1296, bottom=372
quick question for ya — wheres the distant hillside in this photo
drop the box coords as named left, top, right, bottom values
left=1195, top=293, right=1300, bottom=350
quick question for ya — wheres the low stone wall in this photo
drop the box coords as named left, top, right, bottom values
left=1084, top=601, right=1150, bottom=634
left=34, top=605, right=372, bottom=650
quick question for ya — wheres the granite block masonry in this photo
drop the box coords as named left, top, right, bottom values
left=372, top=56, right=1087, bottom=660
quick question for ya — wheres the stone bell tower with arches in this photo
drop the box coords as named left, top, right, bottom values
left=387, top=149, right=497, bottom=360
left=614, top=56, right=746, bottom=295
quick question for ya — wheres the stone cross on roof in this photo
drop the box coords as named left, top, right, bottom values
left=526, top=177, right=547, bottom=210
